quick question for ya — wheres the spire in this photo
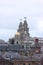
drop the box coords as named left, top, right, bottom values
left=24, top=17, right=26, bottom=20
left=20, top=19, right=22, bottom=22
left=23, top=17, right=28, bottom=28
left=24, top=17, right=27, bottom=22
left=23, top=17, right=29, bottom=33
left=19, top=19, right=22, bottom=28
left=17, top=19, right=23, bottom=32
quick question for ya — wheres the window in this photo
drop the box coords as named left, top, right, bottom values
left=22, top=46, right=24, bottom=49
left=17, top=41, right=18, bottom=44
left=25, top=53, right=28, bottom=56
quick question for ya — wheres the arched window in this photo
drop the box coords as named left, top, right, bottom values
left=17, top=41, right=18, bottom=44
left=25, top=53, right=27, bottom=56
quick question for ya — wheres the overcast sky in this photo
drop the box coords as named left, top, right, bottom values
left=0, top=0, right=43, bottom=41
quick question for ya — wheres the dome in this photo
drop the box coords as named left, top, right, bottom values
left=15, top=32, right=20, bottom=36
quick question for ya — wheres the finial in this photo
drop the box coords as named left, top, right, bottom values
left=24, top=17, right=26, bottom=20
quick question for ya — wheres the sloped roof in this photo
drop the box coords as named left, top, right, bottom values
left=2, top=52, right=21, bottom=60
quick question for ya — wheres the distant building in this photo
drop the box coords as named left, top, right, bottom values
left=0, top=17, right=43, bottom=65
left=0, top=39, right=5, bottom=44
left=14, top=18, right=30, bottom=44
left=8, top=18, right=43, bottom=46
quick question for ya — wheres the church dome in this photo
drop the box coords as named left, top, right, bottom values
left=15, top=32, right=20, bottom=35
